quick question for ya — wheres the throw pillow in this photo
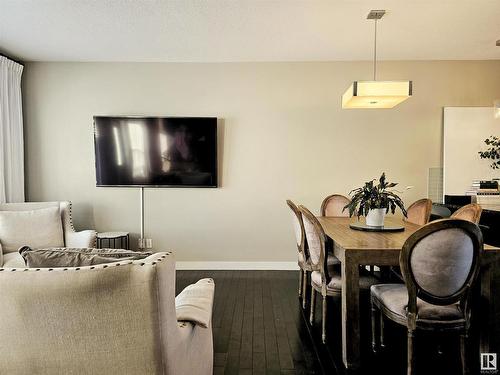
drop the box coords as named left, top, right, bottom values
left=19, top=246, right=153, bottom=268
left=0, top=207, right=64, bottom=253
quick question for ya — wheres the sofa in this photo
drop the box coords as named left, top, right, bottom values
left=0, top=251, right=215, bottom=375
left=0, top=201, right=96, bottom=267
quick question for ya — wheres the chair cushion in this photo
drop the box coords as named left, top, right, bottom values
left=311, top=266, right=379, bottom=292
left=327, top=255, right=340, bottom=267
left=0, top=207, right=64, bottom=253
left=2, top=251, right=25, bottom=268
left=311, top=270, right=342, bottom=291
left=19, top=247, right=152, bottom=268
left=299, top=253, right=339, bottom=271
left=371, top=284, right=464, bottom=327
left=298, top=252, right=312, bottom=271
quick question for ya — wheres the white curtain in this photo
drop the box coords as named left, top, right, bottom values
left=0, top=56, right=24, bottom=203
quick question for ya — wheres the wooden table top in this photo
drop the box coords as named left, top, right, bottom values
left=317, top=216, right=499, bottom=252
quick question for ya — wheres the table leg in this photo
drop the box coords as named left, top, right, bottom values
left=480, top=263, right=492, bottom=354
left=341, top=255, right=361, bottom=369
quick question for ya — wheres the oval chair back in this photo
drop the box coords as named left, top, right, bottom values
left=320, top=194, right=351, bottom=217
left=451, top=203, right=483, bottom=224
left=400, top=219, right=483, bottom=329
left=299, top=206, right=329, bottom=287
left=404, top=198, right=432, bottom=226
left=286, top=200, right=308, bottom=263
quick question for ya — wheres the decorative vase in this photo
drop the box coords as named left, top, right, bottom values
left=366, top=208, right=386, bottom=227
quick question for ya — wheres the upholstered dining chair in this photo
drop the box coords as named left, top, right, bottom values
left=299, top=205, right=379, bottom=344
left=320, top=194, right=350, bottom=268
left=320, top=194, right=351, bottom=217
left=404, top=198, right=432, bottom=226
left=370, top=219, right=483, bottom=375
left=286, top=200, right=312, bottom=309
left=389, top=198, right=433, bottom=280
left=451, top=203, right=483, bottom=224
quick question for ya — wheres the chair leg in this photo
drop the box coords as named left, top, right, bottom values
left=298, top=269, right=303, bottom=298
left=321, top=295, right=327, bottom=344
left=309, top=288, right=316, bottom=325
left=379, top=311, right=385, bottom=349
left=371, top=300, right=378, bottom=353
left=460, top=332, right=469, bottom=375
left=302, top=271, right=308, bottom=309
left=407, top=330, right=416, bottom=375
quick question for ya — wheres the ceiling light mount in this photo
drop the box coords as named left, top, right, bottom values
left=367, top=10, right=385, bottom=20
left=341, top=9, right=412, bottom=109
left=368, top=10, right=386, bottom=80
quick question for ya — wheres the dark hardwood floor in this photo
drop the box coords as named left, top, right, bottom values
left=176, top=270, right=488, bottom=375
left=177, top=270, right=327, bottom=374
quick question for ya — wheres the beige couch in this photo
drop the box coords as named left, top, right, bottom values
left=0, top=201, right=96, bottom=267
left=0, top=251, right=215, bottom=374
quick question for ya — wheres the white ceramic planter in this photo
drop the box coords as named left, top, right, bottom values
left=366, top=208, right=386, bottom=227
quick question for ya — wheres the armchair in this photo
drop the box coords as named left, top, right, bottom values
left=0, top=201, right=96, bottom=267
left=0, top=252, right=215, bottom=375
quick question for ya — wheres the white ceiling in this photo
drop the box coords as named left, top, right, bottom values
left=1, top=0, right=499, bottom=62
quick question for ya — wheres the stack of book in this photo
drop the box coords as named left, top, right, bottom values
left=465, top=180, right=481, bottom=196
left=465, top=180, right=499, bottom=196
left=466, top=180, right=500, bottom=206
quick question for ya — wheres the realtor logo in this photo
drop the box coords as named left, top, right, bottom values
left=481, top=353, right=497, bottom=372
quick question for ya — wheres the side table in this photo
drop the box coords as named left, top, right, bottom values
left=96, top=232, right=130, bottom=250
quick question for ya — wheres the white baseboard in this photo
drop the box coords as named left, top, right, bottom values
left=175, top=261, right=299, bottom=270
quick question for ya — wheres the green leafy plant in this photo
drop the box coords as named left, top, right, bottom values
left=343, top=173, right=408, bottom=218
left=478, top=136, right=500, bottom=170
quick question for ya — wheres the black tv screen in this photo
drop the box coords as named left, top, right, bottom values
left=94, top=116, right=217, bottom=187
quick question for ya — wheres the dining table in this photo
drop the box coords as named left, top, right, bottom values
left=316, top=215, right=500, bottom=370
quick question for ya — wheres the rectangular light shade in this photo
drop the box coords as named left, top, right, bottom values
left=342, top=81, right=412, bottom=109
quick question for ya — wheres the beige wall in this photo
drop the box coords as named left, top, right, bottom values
left=22, top=61, right=500, bottom=262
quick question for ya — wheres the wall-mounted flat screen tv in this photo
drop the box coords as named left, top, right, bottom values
left=94, top=116, right=217, bottom=187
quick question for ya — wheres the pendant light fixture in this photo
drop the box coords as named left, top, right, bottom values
left=342, top=10, right=412, bottom=109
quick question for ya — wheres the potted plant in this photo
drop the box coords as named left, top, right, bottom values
left=343, top=173, right=408, bottom=227
left=478, top=135, right=500, bottom=169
